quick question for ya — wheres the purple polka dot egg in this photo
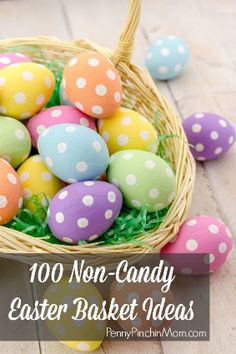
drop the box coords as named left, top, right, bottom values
left=48, top=181, right=123, bottom=244
left=183, top=112, right=236, bottom=161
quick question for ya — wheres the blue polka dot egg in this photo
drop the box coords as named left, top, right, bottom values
left=145, top=36, right=190, bottom=80
left=38, top=124, right=109, bottom=183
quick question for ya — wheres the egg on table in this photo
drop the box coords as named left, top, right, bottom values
left=0, top=52, right=32, bottom=69
left=161, top=215, right=233, bottom=274
left=27, top=105, right=96, bottom=147
left=0, top=116, right=31, bottom=168
left=44, top=275, right=106, bottom=352
left=107, top=150, right=176, bottom=212
left=98, top=107, right=158, bottom=154
left=0, top=158, right=23, bottom=224
left=48, top=181, right=122, bottom=243
left=146, top=36, right=190, bottom=80
left=17, top=155, right=64, bottom=211
left=183, top=112, right=236, bottom=161
left=0, top=62, right=55, bottom=119
left=63, top=51, right=123, bottom=118
left=38, top=124, right=109, bottom=183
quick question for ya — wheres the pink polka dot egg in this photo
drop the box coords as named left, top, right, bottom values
left=0, top=52, right=32, bottom=69
left=27, top=105, right=96, bottom=147
left=161, top=215, right=233, bottom=274
left=183, top=112, right=236, bottom=161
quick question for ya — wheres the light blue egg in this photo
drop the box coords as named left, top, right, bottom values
left=59, top=80, right=72, bottom=106
left=38, top=124, right=109, bottom=183
left=145, top=36, right=190, bottom=80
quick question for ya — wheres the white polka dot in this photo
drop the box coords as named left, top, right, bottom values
left=219, top=242, right=227, bottom=253
left=18, top=197, right=23, bottom=208
left=204, top=253, right=215, bottom=264
left=68, top=57, right=78, bottom=67
left=20, top=171, right=29, bottom=182
left=123, top=152, right=133, bottom=160
left=112, top=178, right=119, bottom=187
left=158, top=66, right=168, bottom=74
left=23, top=188, right=32, bottom=199
left=198, top=156, right=206, bottom=161
left=45, top=76, right=51, bottom=87
left=0, top=195, right=8, bottom=208
left=178, top=45, right=185, bottom=54
left=114, top=91, right=121, bottom=102
left=195, top=113, right=204, bottom=118
left=84, top=181, right=95, bottom=186
left=92, top=105, right=103, bottom=115
left=14, top=92, right=26, bottom=104
left=66, top=126, right=77, bottom=133
left=105, top=209, right=113, bottom=219
left=226, top=227, right=232, bottom=238
left=57, top=142, right=67, bottom=153
left=229, top=136, right=234, bottom=145
left=88, top=58, right=100, bottom=67
left=76, top=161, right=88, bottom=172
left=160, top=48, right=170, bottom=56
left=192, top=123, right=202, bottom=133
left=126, top=174, right=136, bottom=186
left=76, top=343, right=90, bottom=351
left=0, top=77, right=6, bottom=86
left=155, top=203, right=165, bottom=210
left=51, top=109, right=62, bottom=118
left=58, top=191, right=68, bottom=200
left=208, top=224, right=219, bottom=234
left=146, top=52, right=152, bottom=60
left=108, top=191, right=116, bottom=203
left=56, top=212, right=64, bottom=223
left=132, top=200, right=141, bottom=208
left=195, top=143, right=204, bottom=152
left=121, top=116, right=132, bottom=126
left=106, top=69, right=116, bottom=80
left=174, top=64, right=182, bottom=72
left=155, top=40, right=163, bottom=45
left=89, top=234, right=99, bottom=241
left=15, top=129, right=25, bottom=140
left=36, top=95, right=45, bottom=105
left=214, top=147, right=222, bottom=155
left=36, top=125, right=46, bottom=135
left=219, top=119, right=227, bottom=127
left=145, top=160, right=156, bottom=169
left=186, top=239, right=198, bottom=251
left=102, top=131, right=109, bottom=141
left=67, top=178, right=77, bottom=183
left=166, top=167, right=174, bottom=177
left=95, top=84, right=107, bottom=96
left=168, top=192, right=175, bottom=203
left=22, top=71, right=34, bottom=81
left=80, top=118, right=89, bottom=127
left=187, top=219, right=197, bottom=226
left=7, top=173, right=17, bottom=184
left=76, top=77, right=87, bottom=88
left=117, top=134, right=129, bottom=146
left=210, top=131, right=219, bottom=140
left=75, top=102, right=84, bottom=111
left=148, top=188, right=159, bottom=199
left=45, top=156, right=53, bottom=167
left=181, top=268, right=192, bottom=275
left=41, top=128, right=49, bottom=137
left=140, top=130, right=149, bottom=140
left=77, top=218, right=89, bottom=228
left=92, top=141, right=102, bottom=152
left=0, top=57, right=11, bottom=64
left=62, top=237, right=73, bottom=244
left=42, top=172, right=52, bottom=181
left=109, top=155, right=116, bottom=163
left=82, top=195, right=94, bottom=206
left=0, top=106, right=7, bottom=113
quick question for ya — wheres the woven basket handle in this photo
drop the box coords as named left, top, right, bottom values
left=111, top=0, right=141, bottom=64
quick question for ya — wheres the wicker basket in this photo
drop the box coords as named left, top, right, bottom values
left=0, top=0, right=195, bottom=256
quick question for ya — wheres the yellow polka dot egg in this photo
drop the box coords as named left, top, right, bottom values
left=17, top=155, right=64, bottom=211
left=98, top=107, right=158, bottom=154
left=0, top=62, right=55, bottom=119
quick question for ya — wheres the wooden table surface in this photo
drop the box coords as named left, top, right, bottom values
left=0, top=0, right=235, bottom=353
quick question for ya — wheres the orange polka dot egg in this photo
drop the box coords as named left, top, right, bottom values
left=63, top=51, right=123, bottom=119
left=0, top=158, right=23, bottom=225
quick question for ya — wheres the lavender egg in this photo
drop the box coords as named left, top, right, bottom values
left=183, top=112, right=236, bottom=161
left=48, top=181, right=123, bottom=244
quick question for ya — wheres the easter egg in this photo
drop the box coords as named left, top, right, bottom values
left=59, top=80, right=72, bottom=106
left=44, top=275, right=105, bottom=351
left=0, top=158, right=23, bottom=224
left=183, top=112, right=236, bottom=161
left=161, top=216, right=233, bottom=274
left=0, top=62, right=55, bottom=119
left=107, top=150, right=176, bottom=212
left=0, top=52, right=32, bottom=69
left=17, top=155, right=64, bottom=211
left=146, top=36, right=190, bottom=80
left=27, top=105, right=96, bottom=147
left=98, top=107, right=158, bottom=154
left=38, top=124, right=109, bottom=183
left=48, top=181, right=122, bottom=243
left=0, top=116, right=31, bottom=168
left=63, top=51, right=123, bottom=118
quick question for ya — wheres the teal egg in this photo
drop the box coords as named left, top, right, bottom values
left=145, top=36, right=190, bottom=80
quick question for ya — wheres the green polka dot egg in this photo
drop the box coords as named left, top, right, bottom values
left=0, top=116, right=31, bottom=168
left=107, top=150, right=176, bottom=212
